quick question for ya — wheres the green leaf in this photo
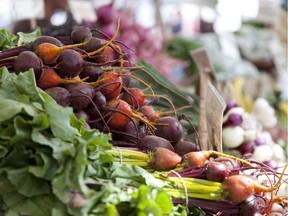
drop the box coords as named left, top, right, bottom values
left=11, top=115, right=32, bottom=144
left=52, top=142, right=89, bottom=205
left=0, top=29, right=17, bottom=50
left=44, top=101, right=78, bottom=142
left=0, top=144, right=8, bottom=158
left=110, top=163, right=164, bottom=188
left=0, top=98, right=37, bottom=122
left=0, top=144, right=33, bottom=168
left=28, top=150, right=58, bottom=180
left=155, top=190, right=173, bottom=214
left=0, top=67, right=19, bottom=99
left=17, top=27, right=41, bottom=46
left=0, top=175, right=15, bottom=195
left=134, top=185, right=163, bottom=216
left=6, top=167, right=50, bottom=197
left=2, top=192, right=56, bottom=216
left=0, top=122, right=15, bottom=141
left=14, top=69, right=44, bottom=104
left=31, top=131, right=75, bottom=161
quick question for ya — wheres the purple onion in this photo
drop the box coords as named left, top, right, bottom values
left=224, top=102, right=238, bottom=115
left=95, top=1, right=118, bottom=26
left=100, top=23, right=116, bottom=39
left=223, top=113, right=243, bottom=127
left=263, top=160, right=277, bottom=169
left=254, top=136, right=265, bottom=146
left=236, top=141, right=256, bottom=155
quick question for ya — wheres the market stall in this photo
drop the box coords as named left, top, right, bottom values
left=0, top=0, right=287, bottom=215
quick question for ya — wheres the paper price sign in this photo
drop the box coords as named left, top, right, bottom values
left=206, top=81, right=226, bottom=152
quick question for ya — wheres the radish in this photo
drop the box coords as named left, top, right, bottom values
left=65, top=83, right=95, bottom=111
left=36, top=41, right=89, bottom=65
left=36, top=20, right=120, bottom=65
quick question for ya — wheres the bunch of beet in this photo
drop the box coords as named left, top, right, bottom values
left=0, top=23, right=198, bottom=157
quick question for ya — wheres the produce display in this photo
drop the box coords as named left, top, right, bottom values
left=0, top=23, right=287, bottom=216
left=93, top=2, right=188, bottom=79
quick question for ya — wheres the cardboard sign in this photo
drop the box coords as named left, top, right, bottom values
left=206, top=81, right=226, bottom=152
left=190, top=48, right=218, bottom=151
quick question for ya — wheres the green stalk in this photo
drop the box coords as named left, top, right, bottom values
left=172, top=177, right=222, bottom=187
left=117, top=161, right=150, bottom=167
left=172, top=182, right=222, bottom=194
left=164, top=188, right=221, bottom=201
left=107, top=148, right=150, bottom=161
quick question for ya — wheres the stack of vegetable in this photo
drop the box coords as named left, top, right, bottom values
left=0, top=25, right=287, bottom=215
left=93, top=1, right=189, bottom=78
left=222, top=100, right=287, bottom=169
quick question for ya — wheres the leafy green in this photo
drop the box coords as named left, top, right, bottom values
left=0, top=67, right=178, bottom=215
left=0, top=29, right=17, bottom=50
left=0, top=28, right=41, bottom=50
left=17, top=27, right=41, bottom=47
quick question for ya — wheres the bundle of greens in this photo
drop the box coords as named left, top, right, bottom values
left=0, top=68, right=179, bottom=216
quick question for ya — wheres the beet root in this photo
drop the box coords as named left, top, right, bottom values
left=140, top=135, right=174, bottom=152
left=150, top=147, right=181, bottom=171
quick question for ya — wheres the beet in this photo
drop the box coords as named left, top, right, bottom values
left=74, top=110, right=90, bottom=123
left=66, top=83, right=95, bottom=111
left=84, top=91, right=107, bottom=119
left=13, top=51, right=43, bottom=80
left=79, top=66, right=103, bottom=82
left=174, top=140, right=200, bottom=156
left=150, top=147, right=181, bottom=171
left=71, top=26, right=92, bottom=43
left=118, top=121, right=146, bottom=143
left=32, top=36, right=63, bottom=50
left=239, top=196, right=260, bottom=216
left=82, top=37, right=104, bottom=52
left=206, top=161, right=229, bottom=182
left=155, top=116, right=183, bottom=143
left=45, top=86, right=71, bottom=107
left=56, top=49, right=84, bottom=78
left=140, top=135, right=174, bottom=152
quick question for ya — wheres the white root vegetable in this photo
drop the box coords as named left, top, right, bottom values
left=252, top=145, right=273, bottom=162
left=222, top=126, right=245, bottom=148
left=252, top=98, right=277, bottom=128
